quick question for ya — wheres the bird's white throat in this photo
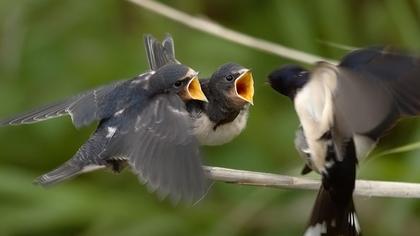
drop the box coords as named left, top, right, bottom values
left=192, top=109, right=249, bottom=146
left=294, top=67, right=336, bottom=173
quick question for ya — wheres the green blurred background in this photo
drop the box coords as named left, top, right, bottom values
left=1, top=0, right=420, bottom=235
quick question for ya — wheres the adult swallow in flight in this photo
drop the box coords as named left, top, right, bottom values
left=269, top=46, right=420, bottom=235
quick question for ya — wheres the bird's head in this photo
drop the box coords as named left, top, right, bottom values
left=151, top=64, right=208, bottom=102
left=209, top=63, right=254, bottom=107
left=268, top=64, right=309, bottom=100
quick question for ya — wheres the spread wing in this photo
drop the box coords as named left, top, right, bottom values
left=339, top=46, right=420, bottom=116
left=103, top=94, right=209, bottom=203
left=144, top=34, right=179, bottom=71
left=315, top=47, right=420, bottom=140
left=0, top=78, right=146, bottom=129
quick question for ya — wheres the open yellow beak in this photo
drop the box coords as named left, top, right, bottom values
left=186, top=76, right=208, bottom=102
left=235, top=70, right=254, bottom=105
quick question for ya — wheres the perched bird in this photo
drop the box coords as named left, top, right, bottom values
left=144, top=34, right=254, bottom=146
left=268, top=46, right=420, bottom=235
left=0, top=39, right=210, bottom=203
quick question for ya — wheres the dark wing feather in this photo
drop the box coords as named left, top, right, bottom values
left=340, top=47, right=420, bottom=116
left=0, top=99, right=76, bottom=126
left=339, top=46, right=385, bottom=69
left=0, top=79, right=137, bottom=128
left=103, top=94, right=209, bottom=203
left=316, top=47, right=420, bottom=139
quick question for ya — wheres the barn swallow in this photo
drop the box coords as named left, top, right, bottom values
left=0, top=41, right=210, bottom=203
left=144, top=34, right=254, bottom=146
left=269, top=46, right=420, bottom=235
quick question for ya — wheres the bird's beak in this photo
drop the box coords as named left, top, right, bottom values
left=185, top=76, right=208, bottom=102
left=235, top=70, right=254, bottom=105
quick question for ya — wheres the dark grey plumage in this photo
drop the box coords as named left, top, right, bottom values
left=0, top=80, right=128, bottom=129
left=1, top=48, right=209, bottom=203
left=198, top=63, right=253, bottom=127
left=270, top=46, right=420, bottom=235
left=144, top=34, right=254, bottom=146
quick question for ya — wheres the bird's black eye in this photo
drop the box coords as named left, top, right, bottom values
left=174, top=80, right=183, bottom=88
left=296, top=72, right=306, bottom=79
left=226, top=75, right=234, bottom=81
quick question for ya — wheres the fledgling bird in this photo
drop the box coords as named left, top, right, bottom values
left=268, top=46, right=420, bottom=235
left=0, top=40, right=210, bottom=203
left=144, top=34, right=254, bottom=146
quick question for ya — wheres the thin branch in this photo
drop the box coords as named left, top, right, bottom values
left=127, top=0, right=339, bottom=65
left=205, top=166, right=420, bottom=199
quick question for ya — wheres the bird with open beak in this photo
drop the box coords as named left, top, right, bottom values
left=0, top=39, right=210, bottom=204
left=144, top=34, right=254, bottom=147
left=268, top=46, right=420, bottom=236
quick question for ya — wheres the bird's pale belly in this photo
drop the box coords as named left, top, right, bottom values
left=192, top=110, right=248, bottom=146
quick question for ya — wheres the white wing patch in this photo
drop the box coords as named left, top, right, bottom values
left=106, top=126, right=117, bottom=138
left=114, top=109, right=125, bottom=116
left=80, top=165, right=106, bottom=173
left=169, top=106, right=189, bottom=117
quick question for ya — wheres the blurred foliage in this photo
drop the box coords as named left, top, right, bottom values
left=1, top=0, right=420, bottom=235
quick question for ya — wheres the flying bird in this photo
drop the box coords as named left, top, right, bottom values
left=144, top=34, right=254, bottom=146
left=0, top=37, right=210, bottom=204
left=268, top=46, right=420, bottom=235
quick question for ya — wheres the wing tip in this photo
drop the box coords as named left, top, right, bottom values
left=34, top=164, right=83, bottom=186
left=33, top=174, right=59, bottom=187
left=0, top=120, right=10, bottom=127
left=133, top=162, right=210, bottom=205
left=139, top=176, right=210, bottom=206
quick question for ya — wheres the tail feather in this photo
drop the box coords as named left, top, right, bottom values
left=305, top=137, right=360, bottom=236
left=144, top=34, right=179, bottom=71
left=304, top=185, right=361, bottom=236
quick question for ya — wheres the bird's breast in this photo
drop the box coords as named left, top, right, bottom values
left=191, top=109, right=249, bottom=146
left=294, top=75, right=336, bottom=173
